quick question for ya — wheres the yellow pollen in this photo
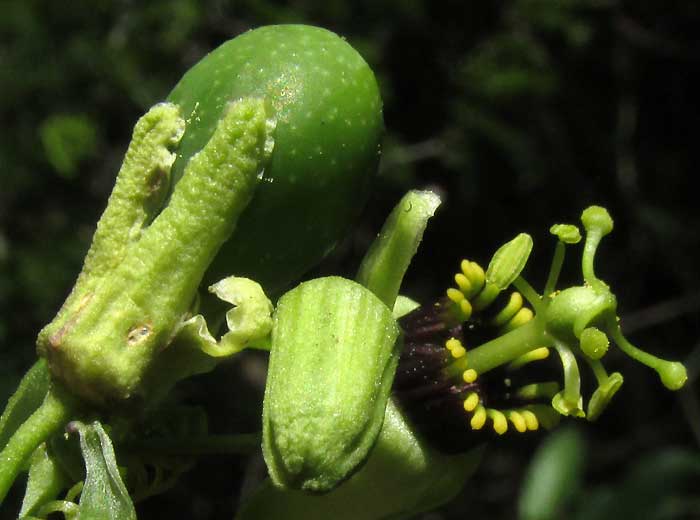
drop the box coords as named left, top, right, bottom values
left=446, top=288, right=464, bottom=303
left=491, top=291, right=524, bottom=327
left=470, top=405, right=487, bottom=430
left=451, top=346, right=466, bottom=358
left=445, top=338, right=460, bottom=351
left=488, top=409, right=508, bottom=435
left=464, top=392, right=480, bottom=412
left=463, top=368, right=478, bottom=383
left=508, top=411, right=527, bottom=433
left=508, top=307, right=534, bottom=329
left=454, top=273, right=472, bottom=293
left=520, top=410, right=539, bottom=431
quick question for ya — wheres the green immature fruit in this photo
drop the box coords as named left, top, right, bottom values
left=263, top=277, right=400, bottom=492
left=167, top=25, right=383, bottom=293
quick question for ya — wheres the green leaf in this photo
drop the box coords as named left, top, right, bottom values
left=73, top=421, right=136, bottom=520
left=518, top=427, right=586, bottom=520
left=263, top=277, right=400, bottom=492
left=356, top=190, right=441, bottom=308
left=39, top=114, right=98, bottom=179
left=0, top=360, right=50, bottom=450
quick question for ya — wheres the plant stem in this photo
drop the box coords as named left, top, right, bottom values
left=0, top=386, right=73, bottom=504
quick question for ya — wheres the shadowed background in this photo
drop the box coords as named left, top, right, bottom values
left=1, top=1, right=699, bottom=518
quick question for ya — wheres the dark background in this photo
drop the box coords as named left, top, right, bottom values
left=1, top=1, right=699, bottom=518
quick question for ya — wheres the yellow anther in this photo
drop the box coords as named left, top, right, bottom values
left=491, top=292, right=523, bottom=327
left=508, top=411, right=527, bottom=433
left=445, top=337, right=460, bottom=351
left=503, top=307, right=534, bottom=331
left=520, top=410, right=539, bottom=431
left=459, top=299, right=473, bottom=319
left=450, top=345, right=467, bottom=359
left=470, top=405, right=487, bottom=430
left=446, top=288, right=464, bottom=303
left=488, top=409, right=508, bottom=435
left=460, top=260, right=485, bottom=294
left=508, top=347, right=551, bottom=370
left=464, top=392, right=480, bottom=412
left=454, top=273, right=472, bottom=293
left=462, top=368, right=478, bottom=383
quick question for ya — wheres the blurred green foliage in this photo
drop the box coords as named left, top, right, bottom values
left=1, top=0, right=698, bottom=518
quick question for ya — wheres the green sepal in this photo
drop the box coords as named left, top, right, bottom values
left=71, top=421, right=136, bottom=520
left=356, top=190, right=441, bottom=308
left=0, top=360, right=50, bottom=451
left=263, top=276, right=400, bottom=492
left=486, top=233, right=533, bottom=290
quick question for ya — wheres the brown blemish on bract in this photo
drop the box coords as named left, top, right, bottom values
left=49, top=293, right=93, bottom=349
left=127, top=322, right=153, bottom=346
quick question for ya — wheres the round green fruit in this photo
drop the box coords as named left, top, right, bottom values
left=167, top=25, right=383, bottom=294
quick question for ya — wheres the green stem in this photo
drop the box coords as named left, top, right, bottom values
left=0, top=386, right=73, bottom=504
left=512, top=276, right=544, bottom=313
left=449, top=319, right=550, bottom=376
left=125, top=433, right=261, bottom=456
left=544, top=241, right=565, bottom=296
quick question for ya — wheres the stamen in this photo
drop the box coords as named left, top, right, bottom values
left=446, top=288, right=464, bottom=304
left=491, top=292, right=523, bottom=328
left=463, top=392, right=480, bottom=412
left=446, top=337, right=466, bottom=359
left=473, top=282, right=501, bottom=311
left=470, top=405, right=487, bottom=430
left=459, top=299, right=473, bottom=320
left=508, top=410, right=527, bottom=433
left=462, top=261, right=485, bottom=295
left=462, top=368, right=478, bottom=383
left=454, top=273, right=472, bottom=293
left=505, top=307, right=534, bottom=330
left=508, top=347, right=550, bottom=370
left=520, top=409, right=539, bottom=430
left=487, top=409, right=508, bottom=435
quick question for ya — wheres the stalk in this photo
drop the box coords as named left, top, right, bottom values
left=0, top=386, right=74, bottom=504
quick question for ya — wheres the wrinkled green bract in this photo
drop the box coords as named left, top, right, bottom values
left=168, top=24, right=383, bottom=294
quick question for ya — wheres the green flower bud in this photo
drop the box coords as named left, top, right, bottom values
left=263, top=276, right=400, bottom=492
left=486, top=233, right=533, bottom=291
